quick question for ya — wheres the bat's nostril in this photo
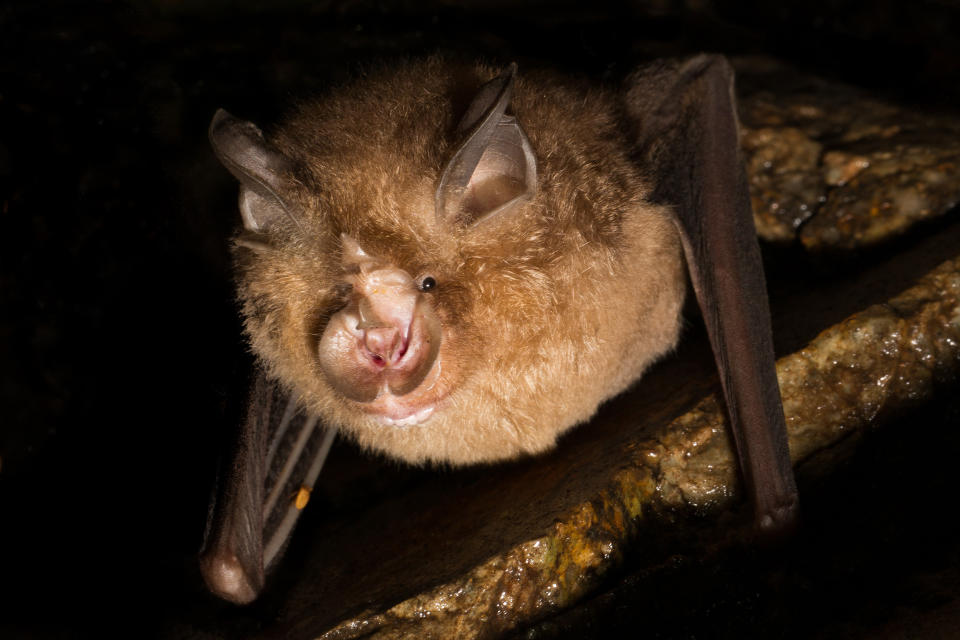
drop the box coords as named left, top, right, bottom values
left=364, top=327, right=401, bottom=364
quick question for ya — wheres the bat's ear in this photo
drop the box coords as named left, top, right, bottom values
left=209, top=109, right=300, bottom=235
left=435, top=63, right=537, bottom=228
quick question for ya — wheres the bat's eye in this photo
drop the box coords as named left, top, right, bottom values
left=419, top=276, right=437, bottom=292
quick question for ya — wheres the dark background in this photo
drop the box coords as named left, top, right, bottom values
left=2, top=1, right=960, bottom=638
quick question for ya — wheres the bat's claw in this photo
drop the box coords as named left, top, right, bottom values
left=755, top=497, right=801, bottom=542
left=200, top=549, right=262, bottom=605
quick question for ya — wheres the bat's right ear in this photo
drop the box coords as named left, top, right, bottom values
left=209, top=109, right=300, bottom=235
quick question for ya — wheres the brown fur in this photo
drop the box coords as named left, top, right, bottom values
left=232, top=58, right=685, bottom=465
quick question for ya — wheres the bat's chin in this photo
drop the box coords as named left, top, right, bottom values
left=357, top=356, right=446, bottom=427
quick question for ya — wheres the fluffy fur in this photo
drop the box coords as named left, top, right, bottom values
left=232, top=58, right=685, bottom=465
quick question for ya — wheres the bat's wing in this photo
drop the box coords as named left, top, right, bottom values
left=199, top=370, right=337, bottom=604
left=624, top=55, right=798, bottom=533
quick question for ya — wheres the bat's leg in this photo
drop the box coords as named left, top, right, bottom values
left=200, top=371, right=337, bottom=603
left=625, top=54, right=799, bottom=534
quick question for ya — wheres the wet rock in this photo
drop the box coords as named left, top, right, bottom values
left=659, top=255, right=960, bottom=511
left=735, top=58, right=960, bottom=248
left=802, top=140, right=960, bottom=251
left=741, top=126, right=824, bottom=241
left=297, top=257, right=960, bottom=638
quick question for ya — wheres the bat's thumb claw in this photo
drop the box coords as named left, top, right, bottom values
left=755, top=498, right=801, bottom=543
left=200, top=549, right=262, bottom=605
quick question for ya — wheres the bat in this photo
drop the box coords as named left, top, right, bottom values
left=199, top=55, right=799, bottom=605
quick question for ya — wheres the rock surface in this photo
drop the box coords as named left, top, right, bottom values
left=736, top=58, right=960, bottom=249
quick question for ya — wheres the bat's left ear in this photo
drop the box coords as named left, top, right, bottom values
left=435, top=63, right=537, bottom=228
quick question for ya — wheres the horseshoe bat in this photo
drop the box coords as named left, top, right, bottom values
left=199, top=55, right=799, bottom=605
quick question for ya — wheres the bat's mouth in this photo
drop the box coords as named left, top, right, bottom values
left=359, top=355, right=445, bottom=427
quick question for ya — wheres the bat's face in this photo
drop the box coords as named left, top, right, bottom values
left=216, top=59, right=686, bottom=465
left=316, top=234, right=445, bottom=425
